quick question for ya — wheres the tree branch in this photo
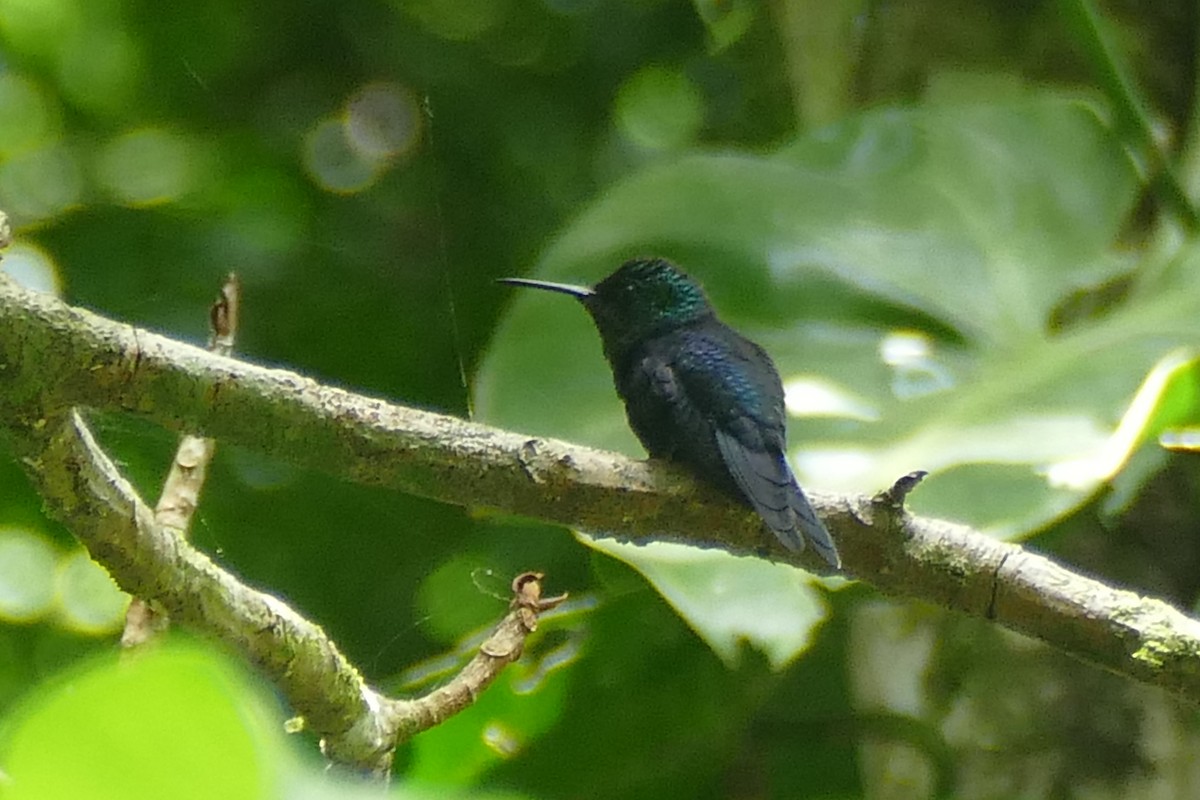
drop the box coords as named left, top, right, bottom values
left=388, top=572, right=568, bottom=740
left=2, top=275, right=1200, bottom=704
left=4, top=406, right=388, bottom=767
left=2, top=402, right=564, bottom=775
left=123, top=274, right=241, bottom=647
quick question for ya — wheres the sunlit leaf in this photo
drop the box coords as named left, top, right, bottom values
left=587, top=538, right=828, bottom=669
left=1048, top=349, right=1200, bottom=485
left=0, top=644, right=283, bottom=800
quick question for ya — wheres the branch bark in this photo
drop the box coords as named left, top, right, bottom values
left=122, top=274, right=241, bottom=647
left=2, top=275, right=1200, bottom=707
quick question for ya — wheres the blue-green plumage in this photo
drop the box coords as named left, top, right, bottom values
left=500, top=258, right=840, bottom=569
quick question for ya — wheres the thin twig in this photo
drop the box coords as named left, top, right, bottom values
left=387, top=573, right=567, bottom=741
left=122, top=275, right=241, bottom=647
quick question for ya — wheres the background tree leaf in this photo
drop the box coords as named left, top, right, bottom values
left=477, top=92, right=1195, bottom=662
left=586, top=538, right=830, bottom=669
left=480, top=91, right=1175, bottom=528
left=0, top=644, right=283, bottom=800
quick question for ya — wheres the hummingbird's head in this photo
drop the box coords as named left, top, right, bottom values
left=584, top=258, right=713, bottom=350
left=498, top=257, right=714, bottom=360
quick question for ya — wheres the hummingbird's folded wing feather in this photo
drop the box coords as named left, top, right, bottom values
left=714, top=426, right=806, bottom=552
left=627, top=330, right=840, bottom=567
left=786, top=481, right=840, bottom=568
left=681, top=335, right=841, bottom=568
left=714, top=426, right=840, bottom=567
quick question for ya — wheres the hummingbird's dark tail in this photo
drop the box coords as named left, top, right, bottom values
left=714, top=429, right=841, bottom=569
left=787, top=484, right=840, bottom=569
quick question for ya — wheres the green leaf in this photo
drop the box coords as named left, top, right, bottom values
left=1050, top=348, right=1200, bottom=484
left=536, top=98, right=1137, bottom=346
left=586, top=538, right=829, bottom=669
left=689, top=0, right=757, bottom=51
left=478, top=91, right=1200, bottom=663
left=0, top=643, right=284, bottom=800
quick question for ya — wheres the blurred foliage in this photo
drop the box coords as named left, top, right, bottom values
left=3, top=0, right=1200, bottom=798
left=0, top=643, right=287, bottom=800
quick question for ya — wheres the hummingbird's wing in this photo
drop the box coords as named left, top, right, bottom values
left=713, top=423, right=807, bottom=552
left=786, top=482, right=840, bottom=568
left=676, top=334, right=841, bottom=568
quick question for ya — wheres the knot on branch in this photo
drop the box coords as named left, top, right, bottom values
left=510, top=571, right=569, bottom=635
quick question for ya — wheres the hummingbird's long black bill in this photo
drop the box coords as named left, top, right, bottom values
left=498, top=277, right=594, bottom=299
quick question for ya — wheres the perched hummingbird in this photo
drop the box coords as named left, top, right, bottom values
left=500, top=257, right=840, bottom=568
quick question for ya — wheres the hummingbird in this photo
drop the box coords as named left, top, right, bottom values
left=499, top=257, right=840, bottom=569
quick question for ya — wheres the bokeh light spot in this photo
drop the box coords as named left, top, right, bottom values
left=0, top=143, right=83, bottom=222
left=482, top=722, right=522, bottom=757
left=0, top=529, right=58, bottom=623
left=403, top=0, right=509, bottom=41
left=0, top=74, right=57, bottom=156
left=303, top=116, right=380, bottom=194
left=56, top=550, right=130, bottom=635
left=96, top=128, right=198, bottom=207
left=512, top=636, right=583, bottom=693
left=784, top=376, right=880, bottom=421
left=614, top=65, right=705, bottom=150
left=344, top=82, right=421, bottom=162
left=0, top=243, right=63, bottom=295
left=0, top=0, right=80, bottom=61
left=879, top=329, right=955, bottom=399
left=56, top=25, right=142, bottom=117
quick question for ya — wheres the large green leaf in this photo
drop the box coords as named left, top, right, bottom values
left=477, top=92, right=1200, bottom=665
left=587, top=539, right=828, bottom=669
left=0, top=644, right=283, bottom=800
left=0, top=641, right=539, bottom=799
